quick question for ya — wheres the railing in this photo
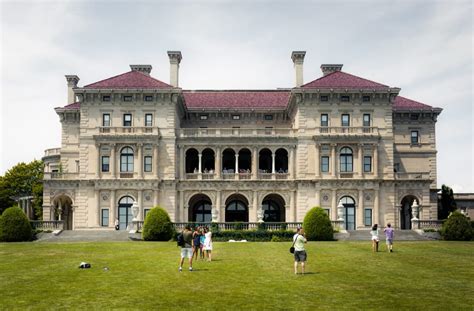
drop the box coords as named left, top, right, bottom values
left=44, top=148, right=61, bottom=157
left=316, top=126, right=379, bottom=135
left=178, top=128, right=296, bottom=138
left=258, top=173, right=272, bottom=180
left=120, top=173, right=134, bottom=179
left=202, top=173, right=215, bottom=180
left=238, top=173, right=251, bottom=180
left=395, top=172, right=431, bottom=179
left=30, top=220, right=64, bottom=230
left=222, top=172, right=235, bottom=180
left=173, top=222, right=303, bottom=231
left=43, top=172, right=79, bottom=180
left=97, top=126, right=160, bottom=135
left=412, top=220, right=444, bottom=230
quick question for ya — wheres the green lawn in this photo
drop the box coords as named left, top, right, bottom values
left=0, top=241, right=472, bottom=310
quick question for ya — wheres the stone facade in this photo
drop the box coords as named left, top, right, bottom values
left=42, top=51, right=442, bottom=230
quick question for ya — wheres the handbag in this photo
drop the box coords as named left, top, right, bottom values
left=289, top=234, right=299, bottom=254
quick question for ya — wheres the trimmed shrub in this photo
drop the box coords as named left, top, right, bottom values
left=440, top=211, right=473, bottom=241
left=303, top=207, right=334, bottom=241
left=0, top=206, right=33, bottom=242
left=142, top=206, right=174, bottom=241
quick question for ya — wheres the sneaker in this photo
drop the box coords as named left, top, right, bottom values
left=189, top=267, right=193, bottom=272
left=390, top=249, right=393, bottom=252
left=179, top=267, right=182, bottom=272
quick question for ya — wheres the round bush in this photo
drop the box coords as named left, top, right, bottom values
left=440, top=211, right=473, bottom=241
left=0, top=206, right=33, bottom=242
left=303, top=207, right=333, bottom=241
left=142, top=206, right=174, bottom=241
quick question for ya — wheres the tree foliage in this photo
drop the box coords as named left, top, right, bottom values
left=303, top=207, right=334, bottom=241
left=438, top=184, right=457, bottom=220
left=142, top=206, right=174, bottom=241
left=440, top=211, right=473, bottom=241
left=0, top=206, right=33, bottom=242
left=0, top=160, right=43, bottom=218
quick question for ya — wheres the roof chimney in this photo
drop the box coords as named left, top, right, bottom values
left=291, top=51, right=306, bottom=87
left=321, top=64, right=343, bottom=76
left=130, top=64, right=152, bottom=75
left=65, top=75, right=80, bottom=104
left=167, top=51, right=182, bottom=87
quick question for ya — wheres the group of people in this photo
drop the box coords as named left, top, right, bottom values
left=370, top=223, right=395, bottom=252
left=178, top=225, right=213, bottom=272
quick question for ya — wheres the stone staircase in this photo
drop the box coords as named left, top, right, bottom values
left=336, top=230, right=433, bottom=241
left=35, top=230, right=142, bottom=242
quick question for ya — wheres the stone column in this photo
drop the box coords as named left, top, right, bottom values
left=358, top=189, right=364, bottom=229
left=373, top=144, right=379, bottom=178
left=138, top=190, right=143, bottom=221
left=179, top=145, right=184, bottom=180
left=178, top=191, right=184, bottom=222
left=215, top=191, right=221, bottom=222
left=198, top=152, right=202, bottom=180
left=271, top=152, right=276, bottom=180
left=235, top=153, right=239, bottom=180
left=58, top=200, right=63, bottom=221
left=252, top=191, right=258, bottom=222
left=252, top=147, right=257, bottom=180
left=137, top=144, right=143, bottom=179
left=109, top=189, right=116, bottom=227
left=289, top=147, right=295, bottom=179
left=95, top=190, right=100, bottom=227
left=110, top=144, right=116, bottom=179
left=291, top=191, right=297, bottom=222
left=331, top=189, right=337, bottom=220
left=358, top=144, right=363, bottom=178
left=374, top=188, right=379, bottom=225
left=331, top=144, right=337, bottom=178
left=96, top=143, right=101, bottom=178
left=154, top=144, right=159, bottom=179
left=315, top=189, right=321, bottom=207
left=315, top=143, right=320, bottom=178
left=216, top=147, right=221, bottom=179
left=153, top=189, right=159, bottom=208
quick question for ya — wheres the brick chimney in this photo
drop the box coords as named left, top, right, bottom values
left=167, top=51, right=182, bottom=87
left=65, top=75, right=79, bottom=104
left=291, top=51, right=306, bottom=87
left=321, top=64, right=343, bottom=76
left=130, top=65, right=152, bottom=75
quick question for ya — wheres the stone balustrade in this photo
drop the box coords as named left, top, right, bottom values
left=97, top=126, right=160, bottom=135
left=30, top=220, right=64, bottom=230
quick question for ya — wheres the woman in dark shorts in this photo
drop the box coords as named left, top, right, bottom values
left=192, top=227, right=201, bottom=260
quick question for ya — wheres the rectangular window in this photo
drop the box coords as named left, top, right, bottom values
left=200, top=114, right=208, bottom=120
left=144, top=95, right=153, bottom=102
left=101, top=209, right=109, bottom=227
left=364, top=209, right=372, bottom=226
left=410, top=114, right=419, bottom=120
left=101, top=156, right=110, bottom=172
left=362, top=95, right=371, bottom=102
left=341, top=95, right=350, bottom=102
left=102, top=95, right=111, bottom=102
left=232, top=115, right=240, bottom=120
left=144, top=156, right=152, bottom=172
left=324, top=209, right=330, bottom=216
left=411, top=130, right=419, bottom=144
left=341, top=114, right=350, bottom=127
left=123, top=114, right=132, bottom=127
left=103, top=114, right=111, bottom=127
left=145, top=114, right=153, bottom=127
left=144, top=209, right=150, bottom=219
left=364, top=156, right=372, bottom=172
left=363, top=114, right=371, bottom=127
left=264, top=114, right=273, bottom=120
left=123, top=95, right=132, bottom=102
left=320, top=95, right=329, bottom=102
left=321, top=114, right=329, bottom=127
left=321, top=156, right=329, bottom=172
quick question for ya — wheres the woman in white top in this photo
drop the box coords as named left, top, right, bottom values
left=370, top=224, right=379, bottom=252
left=203, top=228, right=213, bottom=261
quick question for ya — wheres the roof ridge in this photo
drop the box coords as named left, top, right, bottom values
left=83, top=71, right=133, bottom=88
left=301, top=70, right=389, bottom=88
left=83, top=70, right=172, bottom=88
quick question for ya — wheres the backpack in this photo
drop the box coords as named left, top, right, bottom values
left=177, top=233, right=185, bottom=247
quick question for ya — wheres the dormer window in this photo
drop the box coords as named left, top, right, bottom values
left=264, top=115, right=273, bottom=121
left=144, top=95, right=153, bottom=102
left=232, top=115, right=241, bottom=120
left=320, top=95, right=329, bottom=102
left=341, top=95, right=350, bottom=102
left=123, top=95, right=132, bottom=102
left=200, top=114, right=208, bottom=120
left=102, top=95, right=111, bottom=102
left=362, top=95, right=371, bottom=102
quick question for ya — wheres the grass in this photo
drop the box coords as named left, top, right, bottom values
left=0, top=241, right=473, bottom=310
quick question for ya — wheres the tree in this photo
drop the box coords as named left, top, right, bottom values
left=142, top=206, right=174, bottom=241
left=0, top=206, right=33, bottom=242
left=438, top=184, right=457, bottom=220
left=440, top=211, right=473, bottom=241
left=0, top=160, right=43, bottom=218
left=303, top=207, right=334, bottom=241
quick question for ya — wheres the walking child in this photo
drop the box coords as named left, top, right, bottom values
left=384, top=223, right=394, bottom=252
left=370, top=224, right=379, bottom=252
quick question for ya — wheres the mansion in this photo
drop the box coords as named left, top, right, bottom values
left=42, top=51, right=442, bottom=230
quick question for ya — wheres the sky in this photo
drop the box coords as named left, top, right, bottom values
left=0, top=0, right=473, bottom=192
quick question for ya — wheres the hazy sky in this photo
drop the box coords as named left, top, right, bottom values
left=1, top=0, right=473, bottom=192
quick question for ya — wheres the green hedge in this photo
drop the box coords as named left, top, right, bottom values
left=440, top=211, right=473, bottom=241
left=303, top=207, right=334, bottom=241
left=142, top=206, right=174, bottom=241
left=0, top=206, right=33, bottom=242
left=210, top=230, right=295, bottom=242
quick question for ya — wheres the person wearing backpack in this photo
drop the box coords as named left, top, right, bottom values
left=179, top=225, right=194, bottom=272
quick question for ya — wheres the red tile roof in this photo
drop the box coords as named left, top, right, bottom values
left=183, top=91, right=290, bottom=110
left=63, top=102, right=81, bottom=109
left=301, top=71, right=389, bottom=89
left=83, top=71, right=172, bottom=89
left=393, top=96, right=433, bottom=111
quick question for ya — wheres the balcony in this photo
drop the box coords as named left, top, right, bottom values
left=43, top=148, right=61, bottom=157
left=178, top=128, right=296, bottom=138
left=316, top=126, right=379, bottom=136
left=97, top=126, right=159, bottom=135
left=44, top=172, right=78, bottom=180
left=184, top=171, right=289, bottom=180
left=395, top=172, right=431, bottom=180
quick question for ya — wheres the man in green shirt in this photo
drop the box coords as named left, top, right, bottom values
left=293, top=226, right=307, bottom=275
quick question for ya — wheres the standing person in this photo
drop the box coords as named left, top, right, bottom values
left=384, top=223, right=394, bottom=252
left=203, top=227, right=213, bottom=262
left=114, top=218, right=119, bottom=230
left=192, top=227, right=201, bottom=260
left=179, top=225, right=194, bottom=272
left=293, top=226, right=307, bottom=275
left=370, top=224, right=380, bottom=252
left=199, top=228, right=206, bottom=260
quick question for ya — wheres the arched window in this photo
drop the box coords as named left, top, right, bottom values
left=120, top=147, right=134, bottom=172
left=225, top=200, right=248, bottom=222
left=118, top=196, right=134, bottom=230
left=340, top=147, right=353, bottom=172
left=192, top=200, right=212, bottom=222
left=262, top=200, right=282, bottom=222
